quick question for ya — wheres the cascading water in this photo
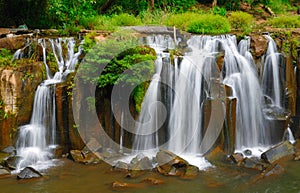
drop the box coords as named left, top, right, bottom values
left=131, top=34, right=276, bottom=166
left=15, top=37, right=82, bottom=171
left=262, top=35, right=283, bottom=108
left=132, top=35, right=172, bottom=153
left=222, top=35, right=271, bottom=153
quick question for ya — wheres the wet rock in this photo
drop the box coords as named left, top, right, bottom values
left=0, top=28, right=10, bottom=37
left=113, top=161, right=129, bottom=171
left=261, top=141, right=295, bottom=164
left=156, top=149, right=188, bottom=167
left=49, top=145, right=63, bottom=159
left=17, top=167, right=42, bottom=179
left=156, top=149, right=196, bottom=177
left=262, top=164, right=285, bottom=177
left=0, top=168, right=10, bottom=176
left=182, top=165, right=199, bottom=179
left=0, top=35, right=26, bottom=50
left=294, top=151, right=300, bottom=161
left=2, top=156, right=22, bottom=170
left=1, top=146, right=16, bottom=154
left=243, top=149, right=252, bottom=156
left=228, top=153, right=244, bottom=164
left=70, top=150, right=100, bottom=164
left=112, top=181, right=145, bottom=190
left=82, top=138, right=102, bottom=153
left=126, top=156, right=152, bottom=178
left=142, top=177, right=164, bottom=185
left=238, top=158, right=269, bottom=171
left=250, top=35, right=268, bottom=57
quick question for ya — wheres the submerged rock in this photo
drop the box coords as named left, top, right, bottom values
left=262, top=164, right=285, bottom=177
left=17, top=167, right=42, bottom=179
left=261, top=141, right=295, bottom=164
left=112, top=181, right=145, bottom=190
left=142, top=177, right=164, bottom=185
left=0, top=167, right=10, bottom=176
left=82, top=138, right=102, bottom=153
left=238, top=157, right=269, bottom=171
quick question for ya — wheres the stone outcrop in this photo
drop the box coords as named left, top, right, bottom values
left=261, top=141, right=295, bottom=163
left=17, top=167, right=42, bottom=179
left=0, top=62, right=44, bottom=148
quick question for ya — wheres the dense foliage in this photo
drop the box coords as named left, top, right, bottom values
left=0, top=0, right=297, bottom=29
left=80, top=30, right=156, bottom=112
left=187, top=14, right=231, bottom=34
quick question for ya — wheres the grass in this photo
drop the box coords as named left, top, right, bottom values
left=228, top=11, right=253, bottom=32
left=187, top=14, right=231, bottom=35
left=267, top=15, right=300, bottom=28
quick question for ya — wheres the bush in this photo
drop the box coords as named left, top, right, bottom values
left=111, top=13, right=142, bottom=26
left=187, top=14, right=231, bottom=34
left=228, top=11, right=253, bottom=31
left=162, top=12, right=200, bottom=31
left=138, top=10, right=166, bottom=25
left=267, top=15, right=300, bottom=28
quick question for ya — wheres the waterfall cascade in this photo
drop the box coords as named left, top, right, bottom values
left=15, top=38, right=82, bottom=171
left=131, top=34, right=287, bottom=167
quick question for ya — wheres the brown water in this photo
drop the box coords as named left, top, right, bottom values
left=0, top=158, right=299, bottom=193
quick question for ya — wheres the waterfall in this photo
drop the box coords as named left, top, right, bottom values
left=132, top=35, right=171, bottom=152
left=130, top=34, right=278, bottom=167
left=262, top=35, right=283, bottom=108
left=15, top=38, right=82, bottom=171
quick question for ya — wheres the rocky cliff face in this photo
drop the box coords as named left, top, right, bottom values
left=0, top=61, right=44, bottom=148
left=0, top=32, right=299, bottom=153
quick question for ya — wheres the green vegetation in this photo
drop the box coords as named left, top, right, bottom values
left=228, top=11, right=253, bottom=32
left=187, top=14, right=231, bottom=34
left=267, top=15, right=300, bottom=28
left=81, top=30, right=156, bottom=112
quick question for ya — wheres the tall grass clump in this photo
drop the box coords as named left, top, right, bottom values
left=267, top=15, right=300, bottom=28
left=111, top=13, right=142, bottom=26
left=187, top=14, right=231, bottom=35
left=228, top=11, right=253, bottom=31
left=162, top=12, right=200, bottom=31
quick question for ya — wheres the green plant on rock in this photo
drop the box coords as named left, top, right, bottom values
left=228, top=11, right=253, bottom=32
left=187, top=14, right=231, bottom=35
left=80, top=30, right=156, bottom=112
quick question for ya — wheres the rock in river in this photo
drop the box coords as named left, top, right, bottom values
left=17, top=167, right=42, bottom=179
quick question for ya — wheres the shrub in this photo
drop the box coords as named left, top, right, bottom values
left=138, top=10, right=166, bottom=25
left=267, top=15, right=300, bottom=28
left=213, top=6, right=227, bottom=16
left=162, top=12, right=200, bottom=31
left=111, top=13, right=142, bottom=26
left=187, top=14, right=231, bottom=34
left=228, top=11, right=253, bottom=31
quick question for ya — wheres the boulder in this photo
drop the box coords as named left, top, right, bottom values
left=1, top=146, right=16, bottom=154
left=113, top=161, right=129, bottom=171
left=142, top=178, right=164, bottom=185
left=182, top=165, right=199, bottom=179
left=112, top=181, right=145, bottom=190
left=0, top=168, right=10, bottom=176
left=228, top=153, right=244, bottom=164
left=2, top=156, right=22, bottom=170
left=250, top=35, right=268, bottom=57
left=262, top=164, right=285, bottom=177
left=156, top=149, right=197, bottom=177
left=70, top=150, right=100, bottom=164
left=261, top=141, right=295, bottom=164
left=0, top=35, right=26, bottom=50
left=238, top=157, right=269, bottom=171
left=17, top=167, right=42, bottom=179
